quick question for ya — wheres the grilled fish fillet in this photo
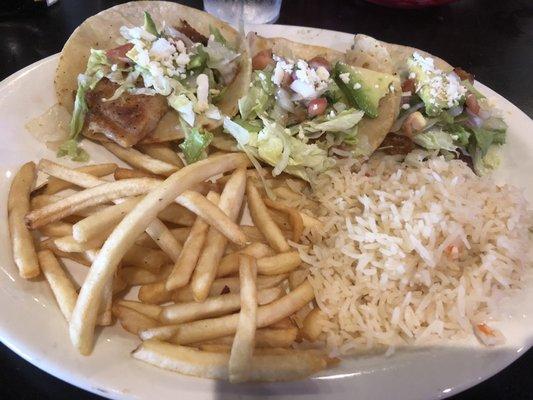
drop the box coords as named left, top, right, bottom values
left=85, top=79, right=168, bottom=147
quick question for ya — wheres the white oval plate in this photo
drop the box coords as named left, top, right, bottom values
left=0, top=24, right=531, bottom=400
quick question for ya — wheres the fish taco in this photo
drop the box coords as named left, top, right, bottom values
left=220, top=32, right=401, bottom=180
left=55, top=1, right=251, bottom=160
left=349, top=34, right=508, bottom=175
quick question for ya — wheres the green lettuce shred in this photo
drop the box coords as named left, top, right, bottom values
left=143, top=12, right=159, bottom=37
left=179, top=128, right=213, bottom=164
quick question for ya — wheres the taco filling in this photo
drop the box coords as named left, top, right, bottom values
left=390, top=51, right=507, bottom=175
left=223, top=39, right=399, bottom=180
left=59, top=12, right=242, bottom=161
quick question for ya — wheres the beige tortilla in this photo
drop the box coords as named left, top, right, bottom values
left=345, top=34, right=453, bottom=156
left=247, top=32, right=344, bottom=64
left=55, top=1, right=251, bottom=142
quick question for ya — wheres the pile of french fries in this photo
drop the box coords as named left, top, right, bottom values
left=7, top=142, right=334, bottom=382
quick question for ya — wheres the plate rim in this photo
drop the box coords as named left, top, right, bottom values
left=0, top=26, right=531, bottom=400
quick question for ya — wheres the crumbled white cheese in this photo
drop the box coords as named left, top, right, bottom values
left=408, top=72, right=416, bottom=80
left=150, top=38, right=175, bottom=60
left=272, top=54, right=330, bottom=100
left=272, top=55, right=294, bottom=85
left=353, top=82, right=362, bottom=90
left=339, top=72, right=350, bottom=84
left=195, top=74, right=209, bottom=112
left=389, top=83, right=395, bottom=93
left=402, top=103, right=410, bottom=110
left=410, top=52, right=467, bottom=108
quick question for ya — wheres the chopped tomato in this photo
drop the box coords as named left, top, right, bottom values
left=106, top=43, right=134, bottom=64
left=307, top=98, right=328, bottom=117
left=308, top=56, right=331, bottom=71
left=401, top=78, right=416, bottom=94
left=466, top=93, right=480, bottom=115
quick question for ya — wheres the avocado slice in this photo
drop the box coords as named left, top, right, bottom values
left=333, top=62, right=397, bottom=118
left=406, top=55, right=466, bottom=117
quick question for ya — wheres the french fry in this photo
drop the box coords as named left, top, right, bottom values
left=169, top=227, right=192, bottom=243
left=257, top=252, right=302, bottom=276
left=70, top=153, right=248, bottom=355
left=191, top=168, right=246, bottom=302
left=115, top=169, right=215, bottom=196
left=177, top=190, right=246, bottom=246
left=115, top=300, right=162, bottom=320
left=263, top=198, right=304, bottom=242
left=39, top=221, right=73, bottom=238
left=138, top=281, right=174, bottom=304
left=102, top=142, right=178, bottom=176
left=216, top=242, right=275, bottom=277
left=96, top=279, right=113, bottom=326
left=246, top=181, right=290, bottom=253
left=112, top=273, right=128, bottom=294
left=145, top=281, right=313, bottom=345
left=166, top=192, right=220, bottom=290
left=161, top=287, right=282, bottom=324
left=118, top=264, right=171, bottom=286
left=157, top=203, right=196, bottom=226
left=267, top=208, right=292, bottom=230
left=268, top=317, right=294, bottom=330
left=112, top=304, right=159, bottom=335
left=122, top=245, right=169, bottom=273
left=114, top=167, right=158, bottom=180
left=301, top=308, right=327, bottom=342
left=40, top=163, right=117, bottom=195
left=8, top=162, right=39, bottom=278
left=197, top=344, right=231, bottom=353
left=30, top=194, right=106, bottom=218
left=38, top=160, right=183, bottom=262
left=38, top=250, right=78, bottom=321
left=144, top=219, right=182, bottom=262
left=132, top=340, right=327, bottom=381
left=229, top=255, right=258, bottom=382
left=39, top=238, right=93, bottom=266
left=200, top=327, right=298, bottom=348
left=288, top=268, right=309, bottom=290
left=136, top=143, right=184, bottom=168
left=25, top=178, right=159, bottom=229
left=72, top=197, right=142, bottom=243
left=174, top=274, right=287, bottom=303
left=54, top=235, right=104, bottom=252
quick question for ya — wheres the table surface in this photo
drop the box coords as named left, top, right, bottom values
left=0, top=0, right=531, bottom=399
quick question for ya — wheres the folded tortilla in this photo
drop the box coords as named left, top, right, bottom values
left=248, top=33, right=402, bottom=158
left=54, top=1, right=251, bottom=144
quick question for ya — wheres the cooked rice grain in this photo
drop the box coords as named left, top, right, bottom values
left=295, top=154, right=531, bottom=354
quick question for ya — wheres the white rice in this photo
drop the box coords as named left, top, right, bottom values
left=294, top=153, right=531, bottom=354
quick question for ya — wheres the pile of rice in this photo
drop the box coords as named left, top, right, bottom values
left=291, top=153, right=531, bottom=354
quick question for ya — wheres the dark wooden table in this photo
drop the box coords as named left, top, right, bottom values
left=0, top=0, right=531, bottom=399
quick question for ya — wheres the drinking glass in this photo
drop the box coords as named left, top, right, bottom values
left=203, top=0, right=282, bottom=26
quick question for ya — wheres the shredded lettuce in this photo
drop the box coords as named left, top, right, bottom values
left=225, top=117, right=331, bottom=180
left=204, top=38, right=239, bottom=84
left=413, top=128, right=457, bottom=152
left=472, top=127, right=505, bottom=156
left=58, top=50, right=110, bottom=161
left=300, top=109, right=364, bottom=133
left=238, top=70, right=275, bottom=120
left=187, top=46, right=209, bottom=70
left=447, top=124, right=471, bottom=146
left=461, top=80, right=485, bottom=100
left=179, top=127, right=213, bottom=164
left=472, top=144, right=501, bottom=175
left=223, top=117, right=253, bottom=146
left=168, top=93, right=196, bottom=126
left=209, top=26, right=228, bottom=47
left=143, top=12, right=159, bottom=37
